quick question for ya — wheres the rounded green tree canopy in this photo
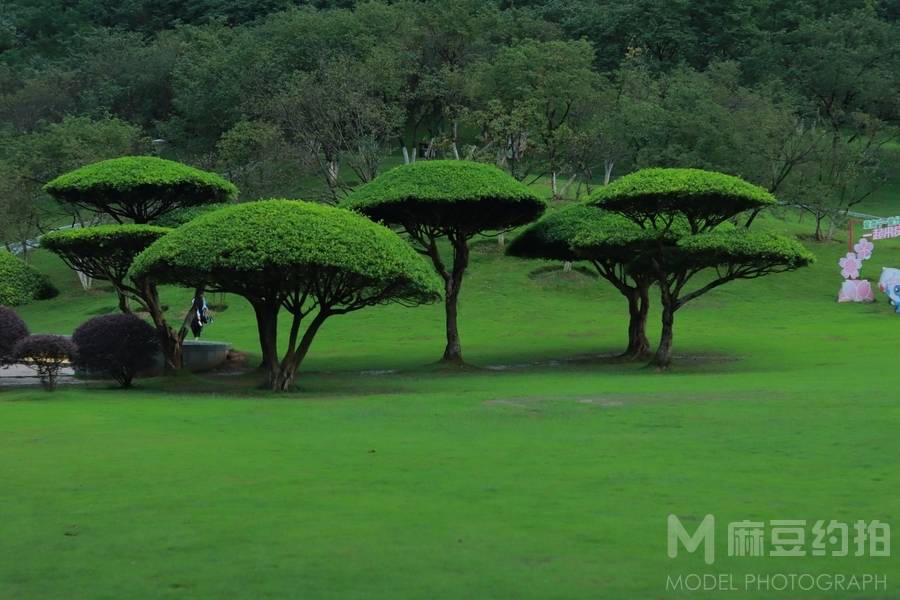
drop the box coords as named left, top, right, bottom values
left=43, top=156, right=238, bottom=223
left=676, top=230, right=816, bottom=270
left=42, top=225, right=171, bottom=283
left=589, top=168, right=776, bottom=230
left=342, top=160, right=546, bottom=231
left=130, top=200, right=442, bottom=304
left=507, top=203, right=644, bottom=262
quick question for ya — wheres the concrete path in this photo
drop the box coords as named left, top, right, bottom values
left=0, top=364, right=80, bottom=387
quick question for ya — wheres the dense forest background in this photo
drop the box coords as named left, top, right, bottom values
left=2, top=0, right=898, bottom=250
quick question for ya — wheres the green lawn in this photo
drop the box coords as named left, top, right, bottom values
left=2, top=209, right=900, bottom=598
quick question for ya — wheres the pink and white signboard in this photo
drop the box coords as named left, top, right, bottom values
left=839, top=216, right=900, bottom=306
left=873, top=225, right=900, bottom=241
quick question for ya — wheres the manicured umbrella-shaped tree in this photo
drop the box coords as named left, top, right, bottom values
left=342, top=160, right=545, bottom=364
left=130, top=200, right=442, bottom=391
left=42, top=157, right=237, bottom=370
left=587, top=168, right=815, bottom=368
left=43, top=225, right=170, bottom=314
left=43, top=156, right=237, bottom=224
left=507, top=204, right=655, bottom=360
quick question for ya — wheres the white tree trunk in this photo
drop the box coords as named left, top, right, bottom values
left=603, top=159, right=615, bottom=185
left=563, top=261, right=573, bottom=272
left=76, top=270, right=92, bottom=290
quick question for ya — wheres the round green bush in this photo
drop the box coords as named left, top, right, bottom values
left=0, top=251, right=57, bottom=306
left=342, top=160, right=545, bottom=229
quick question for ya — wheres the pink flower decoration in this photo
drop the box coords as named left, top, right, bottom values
left=839, top=252, right=862, bottom=280
left=838, top=279, right=875, bottom=303
left=853, top=238, right=874, bottom=261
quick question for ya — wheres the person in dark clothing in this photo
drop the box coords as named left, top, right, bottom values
left=189, top=294, right=211, bottom=340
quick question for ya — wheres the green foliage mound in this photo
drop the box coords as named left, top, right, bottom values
left=43, top=157, right=238, bottom=223
left=590, top=168, right=776, bottom=228
left=0, top=251, right=56, bottom=306
left=130, top=200, right=441, bottom=302
left=507, top=204, right=644, bottom=262
left=677, top=231, right=817, bottom=269
left=343, top=160, right=545, bottom=229
left=42, top=225, right=171, bottom=284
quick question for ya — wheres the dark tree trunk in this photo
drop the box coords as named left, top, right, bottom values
left=270, top=311, right=329, bottom=392
left=652, top=301, right=676, bottom=369
left=252, top=300, right=279, bottom=378
left=442, top=276, right=463, bottom=363
left=116, top=290, right=132, bottom=314
left=622, top=282, right=651, bottom=360
left=142, top=281, right=182, bottom=371
left=441, top=236, right=469, bottom=364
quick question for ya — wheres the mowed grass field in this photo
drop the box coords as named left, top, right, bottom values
left=2, top=202, right=900, bottom=598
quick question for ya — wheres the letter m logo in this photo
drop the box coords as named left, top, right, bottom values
left=668, top=514, right=715, bottom=565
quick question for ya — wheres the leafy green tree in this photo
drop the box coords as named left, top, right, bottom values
left=261, top=56, right=403, bottom=201
left=343, top=160, right=545, bottom=363
left=129, top=200, right=441, bottom=391
left=507, top=204, right=654, bottom=359
left=42, top=157, right=235, bottom=369
left=0, top=115, right=145, bottom=253
left=215, top=120, right=293, bottom=200
left=587, top=168, right=815, bottom=368
left=470, top=39, right=599, bottom=196
left=43, top=156, right=238, bottom=224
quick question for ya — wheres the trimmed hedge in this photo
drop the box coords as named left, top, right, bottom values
left=0, top=306, right=29, bottom=362
left=43, top=156, right=238, bottom=223
left=0, top=251, right=57, bottom=306
left=130, top=199, right=442, bottom=301
left=73, top=314, right=160, bottom=388
left=342, top=160, right=545, bottom=229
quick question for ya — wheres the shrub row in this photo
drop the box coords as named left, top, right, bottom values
left=0, top=307, right=158, bottom=390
